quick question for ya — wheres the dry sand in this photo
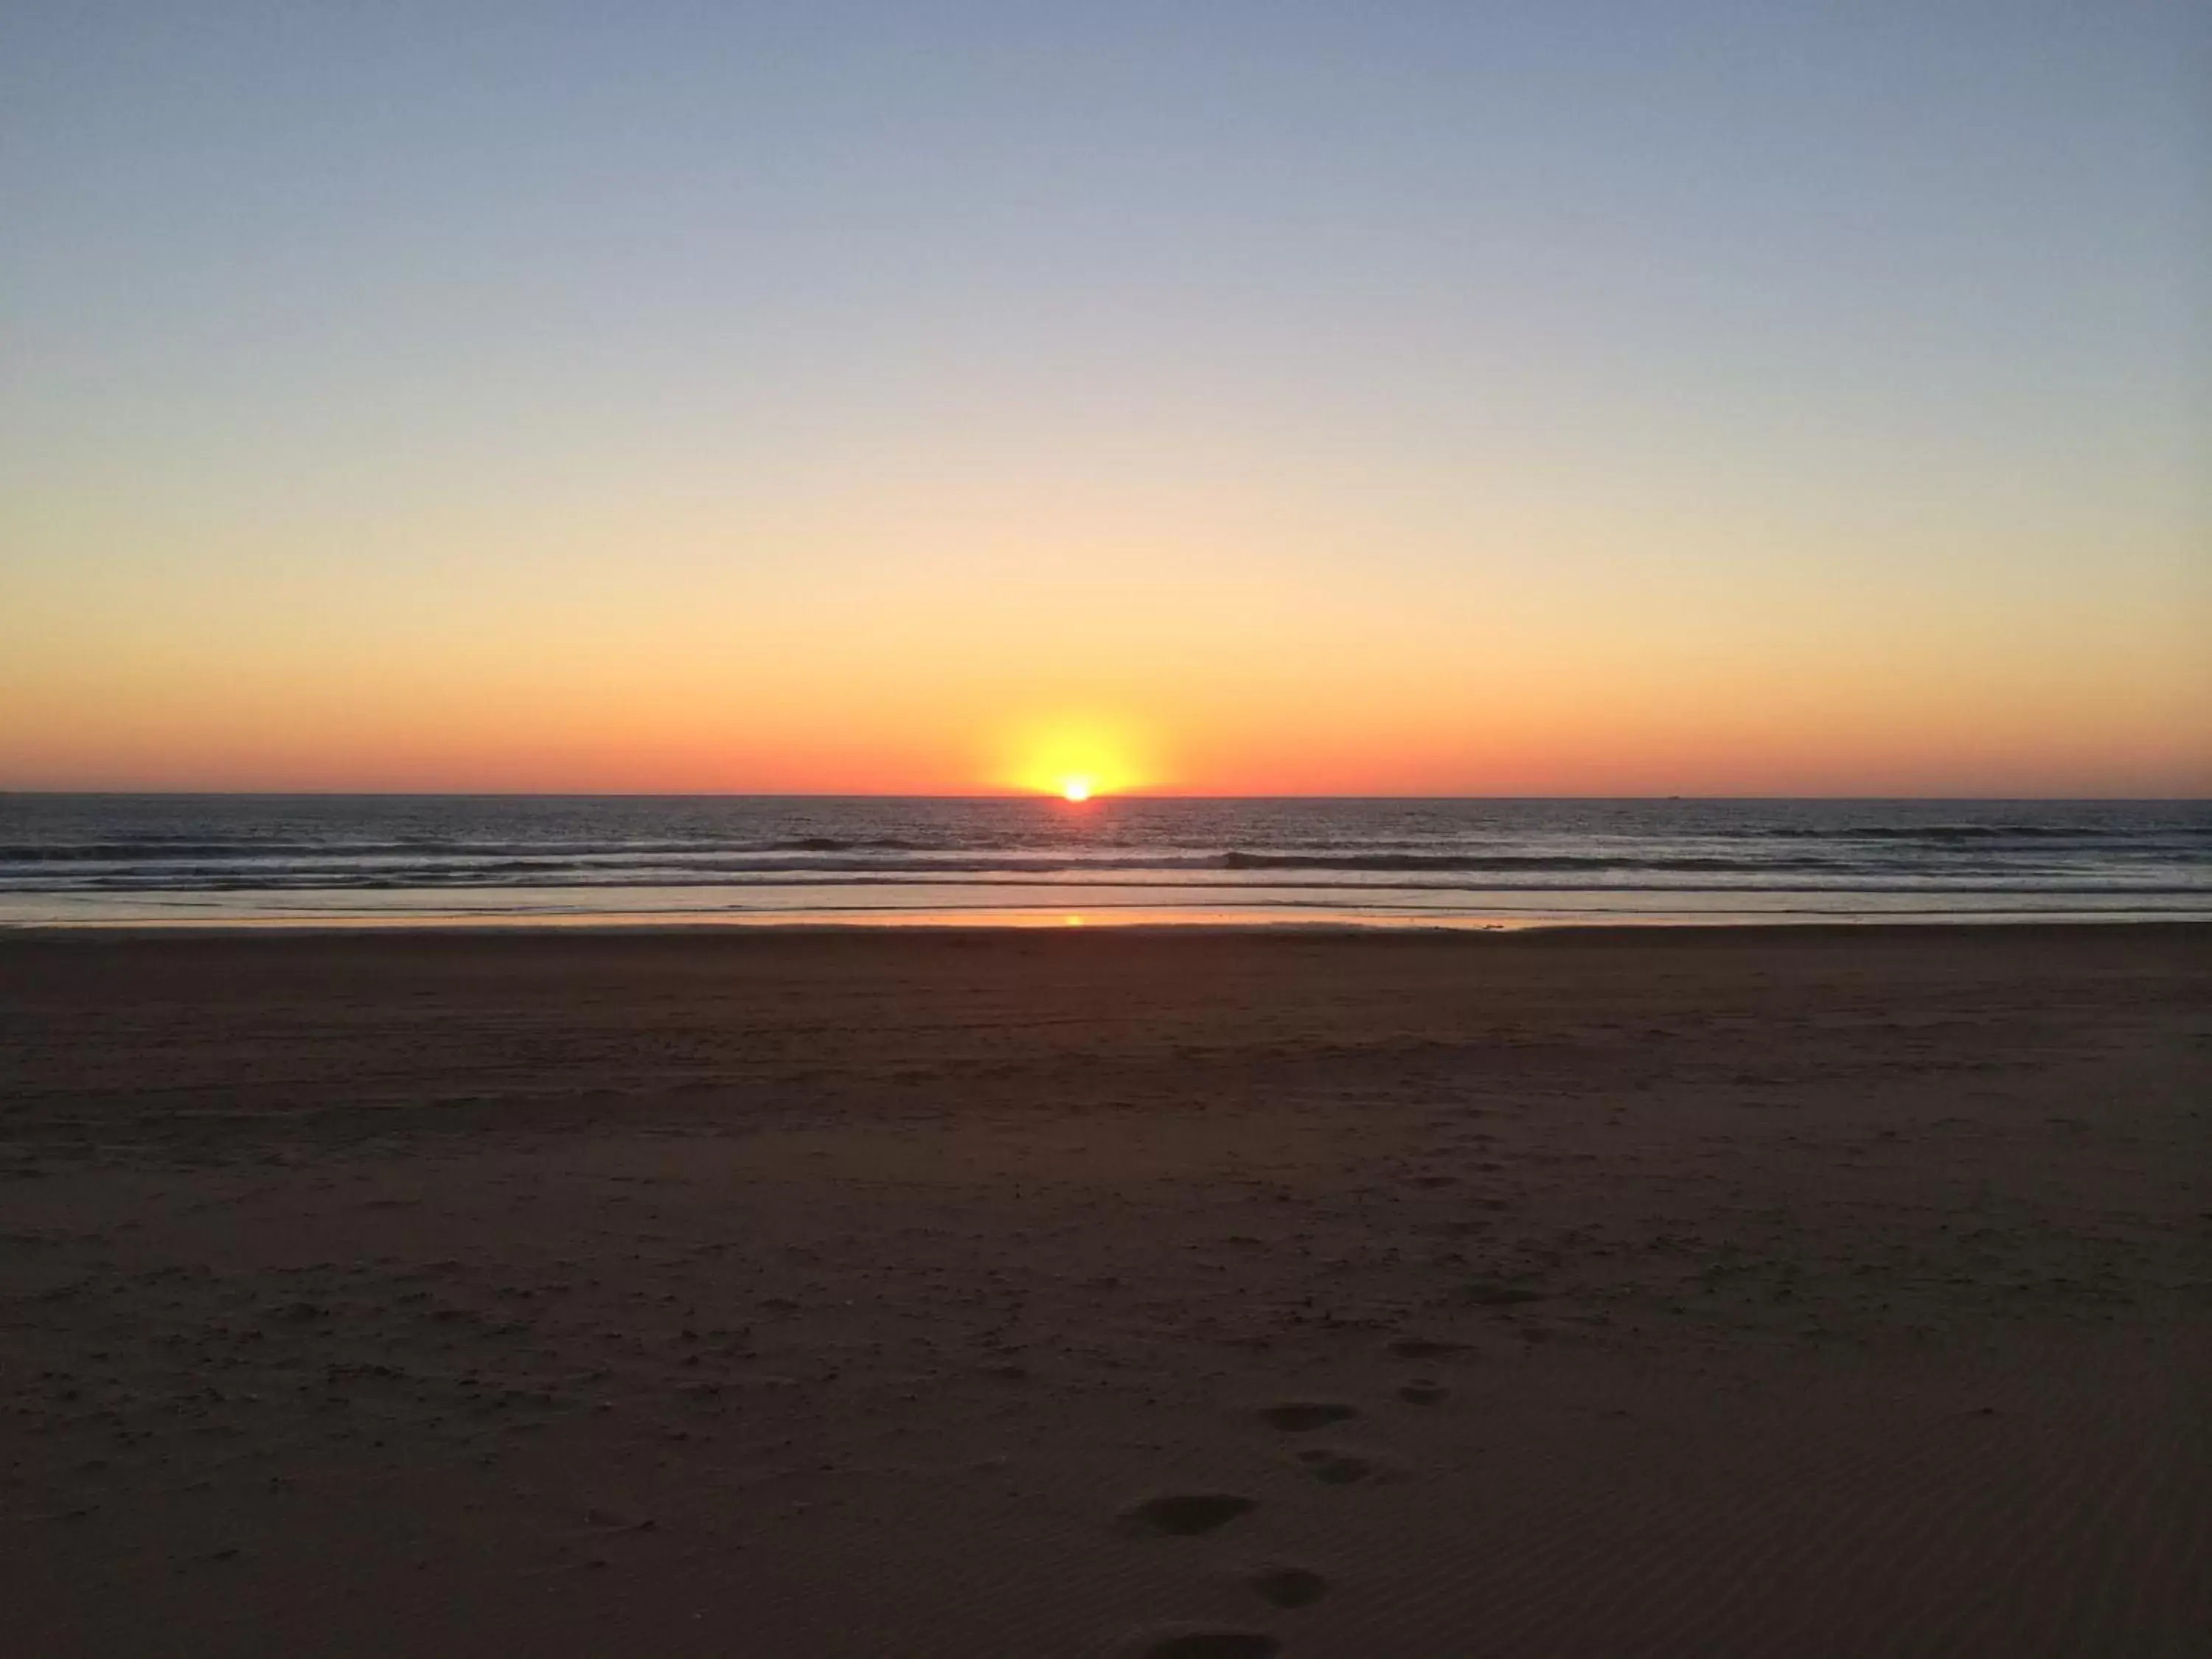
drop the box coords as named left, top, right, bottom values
left=2, top=925, right=2208, bottom=1656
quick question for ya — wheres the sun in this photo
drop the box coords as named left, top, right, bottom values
left=995, top=712, right=1154, bottom=799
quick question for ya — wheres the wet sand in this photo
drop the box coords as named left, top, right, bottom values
left=3, top=925, right=2208, bottom=1656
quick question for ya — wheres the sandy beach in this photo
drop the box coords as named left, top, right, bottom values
left=2, top=925, right=2208, bottom=1656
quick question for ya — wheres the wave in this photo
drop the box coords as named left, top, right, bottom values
left=0, top=849, right=1909, bottom=888
left=0, top=835, right=947, bottom=864
left=11, top=824, right=2202, bottom=869
left=1217, top=851, right=1843, bottom=873
left=6, top=841, right=2205, bottom=889
left=1747, top=824, right=2121, bottom=843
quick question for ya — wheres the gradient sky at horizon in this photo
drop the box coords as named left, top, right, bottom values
left=4, top=1, right=2207, bottom=796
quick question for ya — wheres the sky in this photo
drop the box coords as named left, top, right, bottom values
left=3, top=1, right=2207, bottom=796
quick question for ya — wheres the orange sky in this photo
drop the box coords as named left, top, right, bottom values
left=6, top=526, right=2205, bottom=794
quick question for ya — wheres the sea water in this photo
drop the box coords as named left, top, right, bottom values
left=1, top=795, right=2206, bottom=928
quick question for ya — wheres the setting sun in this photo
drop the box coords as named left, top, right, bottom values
left=997, top=712, right=1156, bottom=799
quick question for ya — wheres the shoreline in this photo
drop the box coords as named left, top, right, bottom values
left=7, top=911, right=2211, bottom=939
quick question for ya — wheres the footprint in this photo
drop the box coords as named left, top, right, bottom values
left=1388, top=1337, right=1468, bottom=1360
left=1127, top=1630, right=1281, bottom=1659
left=1398, top=1380, right=1448, bottom=1405
left=1258, top=1402, right=1356, bottom=1432
left=1294, top=1448, right=1377, bottom=1486
left=1249, top=1565, right=1329, bottom=1609
left=1119, top=1493, right=1258, bottom=1537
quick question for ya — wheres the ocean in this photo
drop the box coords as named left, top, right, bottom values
left=2, top=795, right=2206, bottom=928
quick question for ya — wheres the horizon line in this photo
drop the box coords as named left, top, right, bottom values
left=4, top=789, right=2206, bottom=804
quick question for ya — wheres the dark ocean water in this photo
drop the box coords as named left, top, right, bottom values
left=1, top=795, right=2206, bottom=928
